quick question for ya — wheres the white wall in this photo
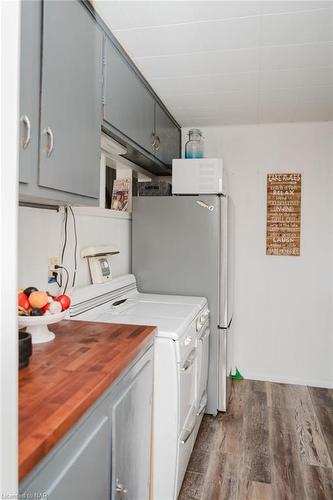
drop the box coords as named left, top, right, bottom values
left=183, top=122, right=333, bottom=388
left=18, top=207, right=131, bottom=293
left=1, top=0, right=19, bottom=495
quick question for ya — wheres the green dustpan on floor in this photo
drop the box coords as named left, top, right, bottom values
left=232, top=368, right=244, bottom=380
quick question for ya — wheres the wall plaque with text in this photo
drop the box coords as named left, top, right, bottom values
left=266, top=173, right=302, bottom=256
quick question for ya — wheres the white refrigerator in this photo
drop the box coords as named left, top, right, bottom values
left=132, top=159, right=234, bottom=414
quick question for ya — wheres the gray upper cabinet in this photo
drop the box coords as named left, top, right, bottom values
left=103, top=39, right=155, bottom=154
left=154, top=103, right=181, bottom=167
left=19, top=0, right=41, bottom=184
left=38, top=1, right=103, bottom=199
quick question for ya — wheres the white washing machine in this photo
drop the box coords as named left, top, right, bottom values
left=70, top=274, right=210, bottom=500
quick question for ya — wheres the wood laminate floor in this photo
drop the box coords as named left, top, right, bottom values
left=179, top=380, right=333, bottom=500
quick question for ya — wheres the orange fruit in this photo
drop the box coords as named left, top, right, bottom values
left=28, top=291, right=48, bottom=309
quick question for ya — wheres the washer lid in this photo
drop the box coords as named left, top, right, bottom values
left=75, top=296, right=206, bottom=340
left=94, top=313, right=189, bottom=340
left=71, top=274, right=207, bottom=340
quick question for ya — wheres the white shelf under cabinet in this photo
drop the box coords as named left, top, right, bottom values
left=72, top=207, right=132, bottom=220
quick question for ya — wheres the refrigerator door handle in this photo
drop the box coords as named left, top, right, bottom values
left=196, top=200, right=215, bottom=211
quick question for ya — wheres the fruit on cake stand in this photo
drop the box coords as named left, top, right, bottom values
left=18, top=287, right=71, bottom=344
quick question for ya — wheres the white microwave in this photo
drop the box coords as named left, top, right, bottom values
left=172, top=158, right=226, bottom=195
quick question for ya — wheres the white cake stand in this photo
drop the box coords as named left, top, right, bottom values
left=18, top=311, right=67, bottom=344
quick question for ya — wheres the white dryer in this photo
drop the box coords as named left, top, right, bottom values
left=70, top=274, right=210, bottom=500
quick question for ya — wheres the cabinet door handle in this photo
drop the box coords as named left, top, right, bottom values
left=44, top=127, right=54, bottom=157
left=154, top=135, right=160, bottom=151
left=115, top=478, right=127, bottom=497
left=20, top=114, right=31, bottom=149
left=151, top=133, right=157, bottom=148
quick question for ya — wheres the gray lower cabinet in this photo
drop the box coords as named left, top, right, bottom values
left=20, top=345, right=153, bottom=500
left=111, top=351, right=152, bottom=499
left=154, top=103, right=181, bottom=167
left=103, top=39, right=155, bottom=155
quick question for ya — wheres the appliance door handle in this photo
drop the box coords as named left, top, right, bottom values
left=199, top=327, right=210, bottom=342
left=196, top=401, right=206, bottom=417
left=181, top=349, right=196, bottom=371
left=20, top=114, right=31, bottom=149
left=112, top=298, right=128, bottom=307
left=196, top=392, right=208, bottom=416
left=196, top=200, right=214, bottom=211
left=180, top=419, right=196, bottom=444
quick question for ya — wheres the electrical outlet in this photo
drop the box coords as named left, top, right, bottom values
left=48, top=257, right=60, bottom=283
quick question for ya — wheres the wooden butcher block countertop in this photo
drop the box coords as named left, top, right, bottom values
left=19, top=319, right=156, bottom=481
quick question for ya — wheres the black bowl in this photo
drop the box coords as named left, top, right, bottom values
left=19, top=330, right=32, bottom=369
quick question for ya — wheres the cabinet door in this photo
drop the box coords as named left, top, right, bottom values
left=19, top=0, right=41, bottom=184
left=22, top=416, right=110, bottom=500
left=39, top=1, right=102, bottom=198
left=112, top=357, right=153, bottom=500
left=154, top=103, right=181, bottom=167
left=104, top=39, right=155, bottom=154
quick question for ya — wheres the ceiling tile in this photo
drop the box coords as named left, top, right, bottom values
left=167, top=88, right=257, bottom=109
left=94, top=0, right=263, bottom=31
left=260, top=42, right=333, bottom=70
left=260, top=66, right=333, bottom=89
left=261, top=8, right=333, bottom=46
left=149, top=71, right=259, bottom=96
left=93, top=1, right=197, bottom=30
left=135, top=48, right=261, bottom=79
left=260, top=1, right=333, bottom=15
left=199, top=16, right=260, bottom=52
left=183, top=105, right=259, bottom=126
left=259, top=97, right=298, bottom=123
left=192, top=1, right=261, bottom=21
left=294, top=99, right=333, bottom=121
left=260, top=87, right=300, bottom=106
left=113, top=23, right=206, bottom=58
left=296, top=85, right=333, bottom=103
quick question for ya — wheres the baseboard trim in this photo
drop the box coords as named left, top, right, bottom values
left=241, top=371, right=333, bottom=389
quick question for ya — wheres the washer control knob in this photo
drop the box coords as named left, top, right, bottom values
left=200, top=310, right=209, bottom=324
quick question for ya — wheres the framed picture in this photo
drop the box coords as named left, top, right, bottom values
left=111, top=179, right=129, bottom=211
